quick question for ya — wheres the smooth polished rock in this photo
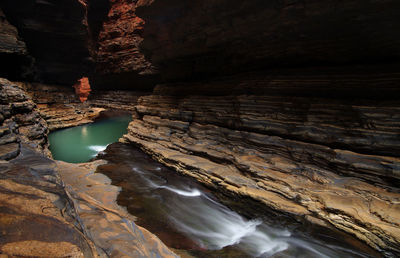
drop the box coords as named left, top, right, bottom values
left=56, top=159, right=178, bottom=258
left=0, top=146, right=98, bottom=257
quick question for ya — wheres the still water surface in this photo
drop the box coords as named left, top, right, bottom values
left=48, top=115, right=132, bottom=163
left=49, top=118, right=374, bottom=257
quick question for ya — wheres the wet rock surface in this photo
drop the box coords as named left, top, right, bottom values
left=0, top=78, right=97, bottom=256
left=123, top=83, right=400, bottom=256
left=97, top=142, right=381, bottom=258
left=0, top=80, right=177, bottom=256
left=1, top=146, right=177, bottom=257
left=56, top=159, right=178, bottom=257
left=0, top=146, right=98, bottom=257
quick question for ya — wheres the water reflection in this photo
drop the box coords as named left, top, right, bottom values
left=48, top=115, right=132, bottom=163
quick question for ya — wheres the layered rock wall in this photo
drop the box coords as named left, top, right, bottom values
left=88, top=89, right=149, bottom=111
left=92, top=0, right=158, bottom=89
left=0, top=78, right=176, bottom=257
left=15, top=82, right=104, bottom=131
left=119, top=1, right=400, bottom=255
left=0, top=78, right=49, bottom=158
left=123, top=79, right=400, bottom=256
left=1, top=0, right=400, bottom=256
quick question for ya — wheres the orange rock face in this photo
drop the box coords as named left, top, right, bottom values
left=96, top=0, right=155, bottom=75
left=73, top=77, right=91, bottom=102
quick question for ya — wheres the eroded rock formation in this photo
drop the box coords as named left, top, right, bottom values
left=0, top=78, right=177, bottom=257
left=15, top=81, right=104, bottom=131
left=0, top=147, right=98, bottom=257
left=117, top=0, right=400, bottom=256
left=0, top=78, right=49, bottom=158
left=0, top=78, right=96, bottom=256
left=122, top=81, right=400, bottom=255
left=91, top=0, right=158, bottom=89
left=73, top=77, right=91, bottom=102
left=0, top=0, right=399, bottom=256
left=56, top=160, right=178, bottom=257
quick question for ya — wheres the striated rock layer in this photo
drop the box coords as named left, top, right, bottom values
left=13, top=81, right=147, bottom=131
left=88, top=89, right=149, bottom=111
left=123, top=81, right=400, bottom=256
left=0, top=78, right=178, bottom=257
left=0, top=78, right=49, bottom=158
left=92, top=0, right=158, bottom=89
left=0, top=78, right=98, bottom=256
left=14, top=81, right=104, bottom=131
left=119, top=2, right=400, bottom=255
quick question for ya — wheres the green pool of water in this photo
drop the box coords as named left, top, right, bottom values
left=49, top=115, right=132, bottom=163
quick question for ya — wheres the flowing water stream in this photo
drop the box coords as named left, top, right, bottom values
left=49, top=116, right=376, bottom=257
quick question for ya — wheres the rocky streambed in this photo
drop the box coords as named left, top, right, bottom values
left=96, top=142, right=380, bottom=258
left=1, top=77, right=399, bottom=257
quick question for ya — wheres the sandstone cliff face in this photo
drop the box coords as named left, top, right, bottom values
left=119, top=0, right=400, bottom=255
left=0, top=78, right=49, bottom=158
left=91, top=0, right=157, bottom=89
left=123, top=80, right=400, bottom=256
left=1, top=0, right=399, bottom=256
left=96, top=0, right=155, bottom=76
left=15, top=81, right=104, bottom=131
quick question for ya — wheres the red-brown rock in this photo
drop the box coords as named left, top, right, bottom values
left=73, top=77, right=91, bottom=102
left=92, top=0, right=157, bottom=90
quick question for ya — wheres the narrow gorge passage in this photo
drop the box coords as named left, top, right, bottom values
left=0, top=0, right=399, bottom=256
left=47, top=118, right=378, bottom=257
